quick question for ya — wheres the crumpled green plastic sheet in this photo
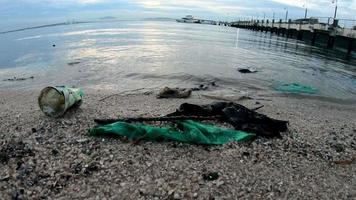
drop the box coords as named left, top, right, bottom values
left=89, top=120, right=255, bottom=145
left=274, top=82, right=318, bottom=94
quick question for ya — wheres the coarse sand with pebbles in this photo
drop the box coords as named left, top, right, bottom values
left=0, top=89, right=355, bottom=199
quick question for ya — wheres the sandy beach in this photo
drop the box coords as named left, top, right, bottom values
left=0, top=88, right=355, bottom=199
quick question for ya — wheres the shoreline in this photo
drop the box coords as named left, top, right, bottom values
left=0, top=89, right=355, bottom=199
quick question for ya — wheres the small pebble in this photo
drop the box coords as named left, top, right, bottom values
left=202, top=172, right=219, bottom=181
left=173, top=193, right=181, bottom=199
left=193, top=193, right=198, bottom=198
left=216, top=181, right=225, bottom=187
left=333, top=143, right=345, bottom=153
left=242, top=152, right=250, bottom=157
left=52, top=149, right=59, bottom=156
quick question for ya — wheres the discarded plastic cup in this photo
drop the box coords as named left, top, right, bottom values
left=38, top=86, right=84, bottom=118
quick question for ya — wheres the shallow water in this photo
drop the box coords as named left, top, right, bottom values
left=0, top=20, right=355, bottom=100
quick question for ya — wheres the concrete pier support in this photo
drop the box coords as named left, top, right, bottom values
left=297, top=31, right=303, bottom=40
left=347, top=39, right=354, bottom=55
left=327, top=36, right=335, bottom=49
left=311, top=32, right=317, bottom=46
left=230, top=19, right=354, bottom=55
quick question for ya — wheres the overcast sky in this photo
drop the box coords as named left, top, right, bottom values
left=0, top=0, right=355, bottom=23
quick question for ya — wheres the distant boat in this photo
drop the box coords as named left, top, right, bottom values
left=176, top=15, right=199, bottom=23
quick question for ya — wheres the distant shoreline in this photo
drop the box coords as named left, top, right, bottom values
left=0, top=18, right=175, bottom=35
left=0, top=21, right=91, bottom=35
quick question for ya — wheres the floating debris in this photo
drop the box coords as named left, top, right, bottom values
left=3, top=76, right=34, bottom=81
left=237, top=68, right=258, bottom=73
left=68, top=61, right=81, bottom=66
left=274, top=82, right=318, bottom=94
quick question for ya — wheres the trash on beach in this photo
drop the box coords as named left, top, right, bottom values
left=94, top=116, right=220, bottom=125
left=274, top=82, right=318, bottom=94
left=167, top=102, right=288, bottom=137
left=202, top=172, right=219, bottom=181
left=237, top=68, right=258, bottom=73
left=3, top=76, right=34, bottom=81
left=157, top=87, right=192, bottom=98
left=333, top=155, right=356, bottom=166
left=38, top=86, right=84, bottom=118
left=94, top=101, right=287, bottom=138
left=191, top=81, right=218, bottom=91
left=89, top=120, right=255, bottom=145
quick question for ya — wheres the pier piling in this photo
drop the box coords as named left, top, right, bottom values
left=231, top=18, right=356, bottom=55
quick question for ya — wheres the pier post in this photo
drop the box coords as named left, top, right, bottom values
left=311, top=32, right=317, bottom=45
left=327, top=36, right=335, bottom=49
left=286, top=19, right=291, bottom=38
left=347, top=39, right=354, bottom=55
left=297, top=31, right=303, bottom=40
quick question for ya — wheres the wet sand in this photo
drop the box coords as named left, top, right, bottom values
left=0, top=89, right=355, bottom=199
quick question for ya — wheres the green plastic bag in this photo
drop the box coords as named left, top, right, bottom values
left=274, top=82, right=318, bottom=94
left=89, top=120, right=255, bottom=145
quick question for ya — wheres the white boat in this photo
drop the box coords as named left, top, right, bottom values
left=176, top=15, right=199, bottom=23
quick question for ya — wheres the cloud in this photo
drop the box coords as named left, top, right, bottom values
left=134, top=0, right=251, bottom=13
left=0, top=0, right=355, bottom=21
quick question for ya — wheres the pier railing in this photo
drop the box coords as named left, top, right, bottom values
left=232, top=17, right=356, bottom=39
left=231, top=17, right=356, bottom=54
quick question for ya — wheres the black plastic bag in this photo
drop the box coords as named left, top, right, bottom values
left=167, top=102, right=288, bottom=137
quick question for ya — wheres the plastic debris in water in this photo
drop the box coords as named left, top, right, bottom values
left=274, top=82, right=318, bottom=94
left=237, top=68, right=258, bottom=73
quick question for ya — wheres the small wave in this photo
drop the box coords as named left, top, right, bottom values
left=124, top=72, right=265, bottom=91
left=17, top=35, right=44, bottom=41
left=0, top=21, right=91, bottom=35
left=261, top=92, right=356, bottom=105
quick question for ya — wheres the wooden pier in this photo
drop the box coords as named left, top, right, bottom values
left=231, top=19, right=356, bottom=55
